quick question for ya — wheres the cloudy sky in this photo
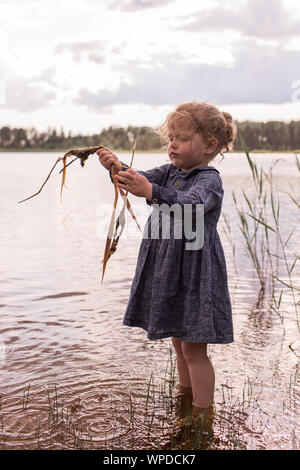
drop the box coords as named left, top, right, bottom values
left=1, top=0, right=300, bottom=133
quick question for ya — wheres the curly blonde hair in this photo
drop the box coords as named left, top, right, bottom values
left=157, top=101, right=237, bottom=159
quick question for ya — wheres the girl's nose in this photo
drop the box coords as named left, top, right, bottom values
left=170, top=138, right=178, bottom=149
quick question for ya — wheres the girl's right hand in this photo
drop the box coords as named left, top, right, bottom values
left=97, top=147, right=121, bottom=174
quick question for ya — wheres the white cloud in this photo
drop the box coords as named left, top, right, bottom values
left=1, top=0, right=300, bottom=131
left=0, top=65, right=58, bottom=112
left=2, top=78, right=56, bottom=112
left=179, top=0, right=300, bottom=42
left=107, top=0, right=176, bottom=11
left=55, top=40, right=105, bottom=63
left=76, top=43, right=300, bottom=109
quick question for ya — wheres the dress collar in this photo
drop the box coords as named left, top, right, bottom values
left=170, top=164, right=220, bottom=178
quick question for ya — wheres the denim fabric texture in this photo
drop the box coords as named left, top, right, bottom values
left=112, top=162, right=234, bottom=344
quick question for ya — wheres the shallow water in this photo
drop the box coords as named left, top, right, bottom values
left=0, top=151, right=299, bottom=450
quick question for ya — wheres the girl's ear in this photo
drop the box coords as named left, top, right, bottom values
left=206, top=137, right=218, bottom=154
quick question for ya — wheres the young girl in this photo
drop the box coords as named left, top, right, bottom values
left=97, top=101, right=236, bottom=426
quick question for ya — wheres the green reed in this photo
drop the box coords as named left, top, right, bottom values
left=221, top=213, right=239, bottom=279
left=22, top=383, right=31, bottom=413
left=232, top=137, right=299, bottom=334
left=47, top=385, right=61, bottom=425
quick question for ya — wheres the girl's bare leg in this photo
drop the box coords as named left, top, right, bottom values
left=181, top=342, right=215, bottom=408
left=171, top=337, right=192, bottom=389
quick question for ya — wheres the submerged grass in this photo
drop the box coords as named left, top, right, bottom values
left=0, top=349, right=298, bottom=450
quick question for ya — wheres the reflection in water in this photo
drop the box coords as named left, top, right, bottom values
left=0, top=152, right=299, bottom=449
left=33, top=292, right=89, bottom=301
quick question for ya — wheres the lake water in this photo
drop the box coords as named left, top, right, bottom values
left=0, top=151, right=299, bottom=449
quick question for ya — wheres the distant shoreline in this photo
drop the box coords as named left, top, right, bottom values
left=0, top=148, right=299, bottom=154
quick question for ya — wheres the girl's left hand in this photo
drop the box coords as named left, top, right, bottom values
left=114, top=169, right=153, bottom=200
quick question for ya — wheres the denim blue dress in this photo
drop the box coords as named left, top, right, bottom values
left=119, top=162, right=233, bottom=344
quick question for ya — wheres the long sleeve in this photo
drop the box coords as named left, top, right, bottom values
left=109, top=162, right=170, bottom=185
left=151, top=173, right=223, bottom=214
left=109, top=162, right=171, bottom=205
left=109, top=161, right=223, bottom=214
left=136, top=163, right=170, bottom=186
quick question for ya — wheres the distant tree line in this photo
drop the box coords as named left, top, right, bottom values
left=1, top=121, right=300, bottom=152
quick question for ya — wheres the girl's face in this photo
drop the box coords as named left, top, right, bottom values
left=167, top=121, right=217, bottom=172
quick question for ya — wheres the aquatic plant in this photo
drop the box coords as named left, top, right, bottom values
left=232, top=137, right=299, bottom=336
left=17, top=144, right=141, bottom=282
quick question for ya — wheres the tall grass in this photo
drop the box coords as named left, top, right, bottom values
left=232, top=137, right=299, bottom=337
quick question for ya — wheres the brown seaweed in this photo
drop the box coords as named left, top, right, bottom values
left=18, top=146, right=104, bottom=204
left=18, top=145, right=141, bottom=282
left=101, top=139, right=142, bottom=283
